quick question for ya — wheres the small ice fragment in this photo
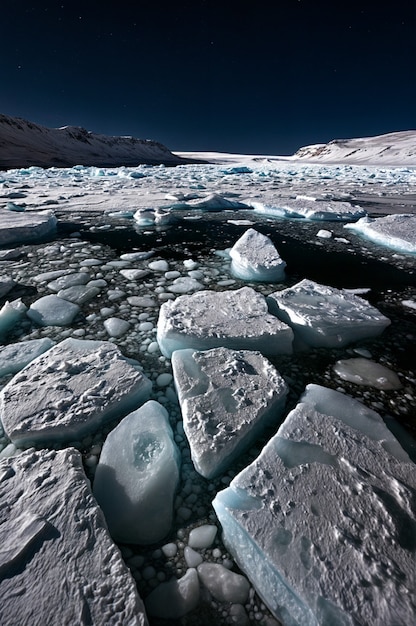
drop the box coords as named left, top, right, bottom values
left=188, top=524, right=217, bottom=549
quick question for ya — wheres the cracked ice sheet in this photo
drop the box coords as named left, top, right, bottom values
left=213, top=384, right=416, bottom=626
left=0, top=447, right=148, bottom=625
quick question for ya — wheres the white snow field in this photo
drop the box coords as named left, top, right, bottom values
left=213, top=384, right=416, bottom=626
left=229, top=228, right=287, bottom=282
left=267, top=279, right=391, bottom=349
left=157, top=287, right=294, bottom=358
left=0, top=447, right=148, bottom=625
left=93, top=400, right=180, bottom=545
left=0, top=130, right=415, bottom=625
left=172, top=347, right=288, bottom=478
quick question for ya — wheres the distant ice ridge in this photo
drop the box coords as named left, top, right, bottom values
left=345, top=214, right=416, bottom=254
left=267, top=279, right=390, bottom=349
left=213, top=384, right=416, bottom=626
left=229, top=228, right=286, bottom=282
left=172, top=347, right=288, bottom=478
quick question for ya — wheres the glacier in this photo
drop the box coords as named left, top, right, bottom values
left=213, top=384, right=416, bottom=626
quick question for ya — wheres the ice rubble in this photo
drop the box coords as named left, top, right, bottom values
left=172, top=347, right=288, bottom=478
left=250, top=198, right=366, bottom=221
left=229, top=228, right=286, bottom=282
left=0, top=338, right=152, bottom=446
left=0, top=208, right=57, bottom=245
left=157, top=287, right=294, bottom=358
left=0, top=448, right=148, bottom=625
left=267, top=278, right=390, bottom=348
left=93, top=401, right=180, bottom=545
left=213, top=384, right=416, bottom=626
left=345, top=213, right=416, bottom=254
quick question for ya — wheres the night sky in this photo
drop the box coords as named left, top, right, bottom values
left=2, top=1, right=415, bottom=155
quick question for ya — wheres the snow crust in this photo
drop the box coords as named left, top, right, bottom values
left=267, top=279, right=390, bottom=348
left=0, top=338, right=152, bottom=445
left=345, top=214, right=416, bottom=253
left=229, top=228, right=286, bottom=282
left=157, top=287, right=294, bottom=358
left=0, top=447, right=148, bottom=625
left=172, top=347, right=288, bottom=478
left=213, top=384, right=416, bottom=626
left=93, top=401, right=180, bottom=545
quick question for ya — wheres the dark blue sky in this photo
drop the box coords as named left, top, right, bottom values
left=2, top=1, right=415, bottom=154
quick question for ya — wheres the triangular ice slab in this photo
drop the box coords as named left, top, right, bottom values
left=229, top=228, right=286, bottom=282
left=172, top=347, right=288, bottom=478
left=213, top=384, right=416, bottom=625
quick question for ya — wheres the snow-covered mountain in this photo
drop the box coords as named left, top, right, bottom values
left=292, top=130, right=416, bottom=165
left=0, top=113, right=188, bottom=169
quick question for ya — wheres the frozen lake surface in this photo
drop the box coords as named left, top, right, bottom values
left=1, top=158, right=415, bottom=625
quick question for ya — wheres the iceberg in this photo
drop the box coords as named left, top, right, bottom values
left=344, top=214, right=416, bottom=254
left=0, top=338, right=152, bottom=446
left=229, top=228, right=286, bottom=282
left=0, top=447, right=148, bottom=625
left=93, top=400, right=180, bottom=544
left=172, top=347, right=288, bottom=478
left=157, top=287, right=294, bottom=358
left=213, top=384, right=416, bottom=626
left=251, top=198, right=366, bottom=221
left=267, top=278, right=390, bottom=348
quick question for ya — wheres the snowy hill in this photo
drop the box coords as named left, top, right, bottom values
left=0, top=113, right=188, bottom=169
left=292, top=131, right=416, bottom=166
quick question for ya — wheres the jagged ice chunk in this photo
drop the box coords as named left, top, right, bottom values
left=229, top=228, right=286, bottom=282
left=93, top=400, right=180, bottom=544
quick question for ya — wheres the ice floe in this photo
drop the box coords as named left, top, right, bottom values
left=345, top=213, right=416, bottom=254
left=0, top=338, right=152, bottom=446
left=170, top=192, right=249, bottom=211
left=27, top=293, right=81, bottom=326
left=0, top=447, right=148, bottom=625
left=229, top=228, right=286, bottom=282
left=0, top=299, right=27, bottom=340
left=333, top=357, right=402, bottom=390
left=157, top=286, right=294, bottom=358
left=267, top=278, right=391, bottom=348
left=213, top=384, right=416, bottom=626
left=172, top=347, right=288, bottom=478
left=93, top=400, right=180, bottom=544
left=0, top=208, right=57, bottom=245
left=251, top=198, right=366, bottom=221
